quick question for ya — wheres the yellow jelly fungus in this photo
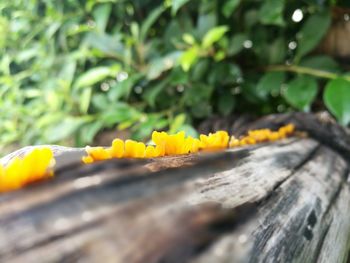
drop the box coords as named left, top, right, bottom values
left=110, top=139, right=124, bottom=158
left=229, top=136, right=240, bottom=148
left=86, top=146, right=111, bottom=161
left=81, top=124, right=296, bottom=163
left=199, top=131, right=229, bottom=150
left=124, top=140, right=146, bottom=158
left=145, top=145, right=158, bottom=158
left=0, top=147, right=55, bottom=193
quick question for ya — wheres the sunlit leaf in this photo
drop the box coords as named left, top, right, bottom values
left=324, top=78, right=350, bottom=126
left=75, top=66, right=120, bottom=89
left=202, top=26, right=229, bottom=49
left=180, top=46, right=199, bottom=71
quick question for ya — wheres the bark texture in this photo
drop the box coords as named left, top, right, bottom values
left=0, top=113, right=349, bottom=263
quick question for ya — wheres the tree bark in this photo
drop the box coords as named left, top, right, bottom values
left=0, top=113, right=349, bottom=263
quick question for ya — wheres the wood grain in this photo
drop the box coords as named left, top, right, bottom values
left=0, top=113, right=349, bottom=263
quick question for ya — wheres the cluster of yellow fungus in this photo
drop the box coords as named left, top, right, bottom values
left=0, top=147, right=55, bottom=193
left=0, top=124, right=295, bottom=193
left=82, top=130, right=229, bottom=163
left=82, top=124, right=295, bottom=164
left=229, top=123, right=295, bottom=147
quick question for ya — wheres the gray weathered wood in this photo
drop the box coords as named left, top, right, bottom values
left=0, top=112, right=349, bottom=263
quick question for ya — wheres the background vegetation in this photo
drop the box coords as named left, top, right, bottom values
left=1, top=0, right=350, bottom=155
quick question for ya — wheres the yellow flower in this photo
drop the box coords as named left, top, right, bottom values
left=0, top=147, right=55, bottom=193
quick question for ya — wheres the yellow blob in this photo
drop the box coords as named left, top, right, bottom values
left=199, top=131, right=229, bottom=150
left=110, top=139, right=124, bottom=158
left=80, top=124, right=296, bottom=163
left=0, top=147, right=55, bottom=193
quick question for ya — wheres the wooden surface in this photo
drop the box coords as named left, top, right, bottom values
left=1, top=112, right=350, bottom=263
left=0, top=136, right=349, bottom=263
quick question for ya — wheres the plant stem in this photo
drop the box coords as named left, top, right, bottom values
left=266, top=65, right=350, bottom=81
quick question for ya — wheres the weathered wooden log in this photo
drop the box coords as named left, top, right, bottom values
left=0, top=113, right=349, bottom=263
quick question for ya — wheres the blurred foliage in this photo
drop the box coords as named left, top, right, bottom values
left=1, top=0, right=350, bottom=154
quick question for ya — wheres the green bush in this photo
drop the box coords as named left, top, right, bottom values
left=1, top=0, right=350, bottom=154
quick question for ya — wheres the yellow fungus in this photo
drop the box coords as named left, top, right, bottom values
left=81, top=124, right=296, bottom=163
left=0, top=147, right=54, bottom=193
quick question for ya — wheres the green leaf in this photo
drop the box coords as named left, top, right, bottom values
left=80, top=120, right=104, bottom=144
left=267, top=37, right=286, bottom=64
left=85, top=32, right=125, bottom=56
left=208, top=63, right=241, bottom=85
left=140, top=5, right=166, bottom=42
left=324, top=78, right=350, bottom=125
left=218, top=92, right=235, bottom=116
left=259, top=0, right=285, bottom=26
left=108, top=74, right=143, bottom=101
left=169, top=66, right=189, bottom=85
left=296, top=12, right=331, bottom=60
left=228, top=34, right=246, bottom=56
left=180, top=46, right=199, bottom=72
left=178, top=124, right=199, bottom=138
left=45, top=117, right=89, bottom=143
left=202, top=26, right=229, bottom=49
left=171, top=0, right=190, bottom=16
left=100, top=103, right=141, bottom=126
left=147, top=51, right=181, bottom=80
left=183, top=33, right=196, bottom=45
left=169, top=113, right=186, bottom=134
left=75, top=66, right=120, bottom=89
left=191, top=59, right=209, bottom=81
left=222, top=0, right=240, bottom=18
left=143, top=79, right=169, bottom=107
left=131, top=115, right=168, bottom=140
left=92, top=3, right=112, bottom=32
left=197, top=12, right=217, bottom=39
left=92, top=93, right=110, bottom=111
left=300, top=55, right=340, bottom=73
left=80, top=87, right=92, bottom=113
left=257, top=72, right=285, bottom=98
left=184, top=84, right=214, bottom=110
left=284, top=75, right=318, bottom=111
